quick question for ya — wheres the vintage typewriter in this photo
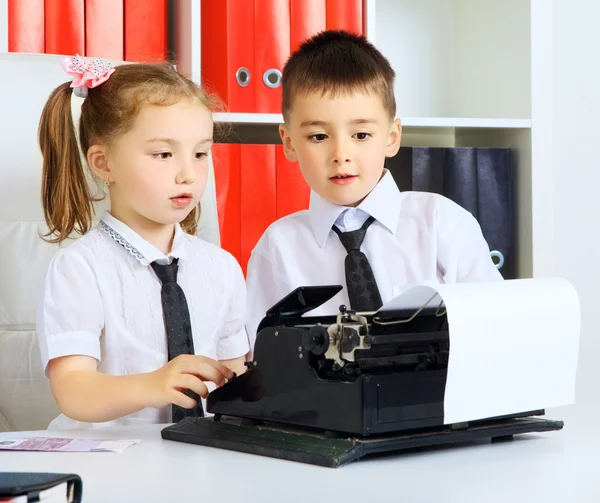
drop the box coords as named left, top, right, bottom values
left=162, top=285, right=564, bottom=467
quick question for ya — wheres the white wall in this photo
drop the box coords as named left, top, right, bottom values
left=554, top=0, right=600, bottom=405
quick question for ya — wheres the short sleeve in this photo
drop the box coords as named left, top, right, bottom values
left=436, top=199, right=504, bottom=283
left=216, top=254, right=250, bottom=360
left=36, top=250, right=104, bottom=375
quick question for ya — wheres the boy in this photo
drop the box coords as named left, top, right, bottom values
left=245, top=30, right=502, bottom=346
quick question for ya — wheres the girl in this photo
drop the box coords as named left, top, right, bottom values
left=37, top=55, right=249, bottom=429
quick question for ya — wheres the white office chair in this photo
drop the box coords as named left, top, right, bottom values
left=0, top=53, right=221, bottom=431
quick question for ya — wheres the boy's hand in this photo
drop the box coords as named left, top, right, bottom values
left=144, top=355, right=234, bottom=409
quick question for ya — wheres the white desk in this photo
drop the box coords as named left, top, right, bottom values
left=1, top=405, right=597, bottom=503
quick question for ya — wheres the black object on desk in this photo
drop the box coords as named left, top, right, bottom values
left=161, top=286, right=564, bottom=467
left=0, top=472, right=82, bottom=502
left=162, top=414, right=562, bottom=468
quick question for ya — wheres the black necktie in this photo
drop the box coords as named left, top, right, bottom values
left=332, top=216, right=383, bottom=312
left=151, top=258, right=204, bottom=422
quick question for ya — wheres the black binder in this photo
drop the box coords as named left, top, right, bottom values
left=0, top=472, right=82, bottom=502
left=387, top=147, right=514, bottom=278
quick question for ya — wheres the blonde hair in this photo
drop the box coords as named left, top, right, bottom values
left=39, top=62, right=213, bottom=243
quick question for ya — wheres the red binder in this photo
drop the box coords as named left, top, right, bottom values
left=85, top=0, right=124, bottom=60
left=212, top=144, right=242, bottom=267
left=8, top=0, right=44, bottom=53
left=290, top=0, right=325, bottom=55
left=254, top=0, right=290, bottom=113
left=276, top=145, right=310, bottom=219
left=213, top=143, right=308, bottom=273
left=240, top=145, right=276, bottom=274
left=326, top=0, right=363, bottom=35
left=124, top=0, right=167, bottom=62
left=45, top=0, right=84, bottom=56
left=201, top=0, right=255, bottom=113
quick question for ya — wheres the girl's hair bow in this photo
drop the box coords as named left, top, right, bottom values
left=61, top=54, right=115, bottom=98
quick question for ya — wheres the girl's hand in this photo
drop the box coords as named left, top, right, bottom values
left=144, top=355, right=234, bottom=409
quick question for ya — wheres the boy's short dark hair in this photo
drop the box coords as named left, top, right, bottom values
left=281, top=30, right=396, bottom=122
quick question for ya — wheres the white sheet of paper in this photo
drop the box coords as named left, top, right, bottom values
left=383, top=284, right=443, bottom=312
left=379, top=278, right=580, bottom=424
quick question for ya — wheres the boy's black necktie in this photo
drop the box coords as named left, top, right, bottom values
left=332, top=216, right=383, bottom=312
left=151, top=258, right=204, bottom=422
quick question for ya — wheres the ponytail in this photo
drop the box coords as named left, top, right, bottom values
left=38, top=82, right=99, bottom=243
left=180, top=204, right=200, bottom=236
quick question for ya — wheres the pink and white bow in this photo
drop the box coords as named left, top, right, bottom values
left=61, top=54, right=115, bottom=98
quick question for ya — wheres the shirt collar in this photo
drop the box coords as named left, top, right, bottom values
left=99, top=211, right=188, bottom=266
left=308, top=170, right=402, bottom=247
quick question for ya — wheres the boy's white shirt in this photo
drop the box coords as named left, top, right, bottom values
left=246, top=170, right=502, bottom=347
left=37, top=211, right=249, bottom=430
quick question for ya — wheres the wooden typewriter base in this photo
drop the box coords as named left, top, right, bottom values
left=161, top=414, right=564, bottom=468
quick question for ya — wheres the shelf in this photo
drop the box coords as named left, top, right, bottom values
left=213, top=113, right=282, bottom=125
left=402, top=118, right=531, bottom=129
left=213, top=113, right=531, bottom=129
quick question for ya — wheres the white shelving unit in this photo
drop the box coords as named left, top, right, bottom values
left=175, top=0, right=554, bottom=281
left=370, top=0, right=554, bottom=281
